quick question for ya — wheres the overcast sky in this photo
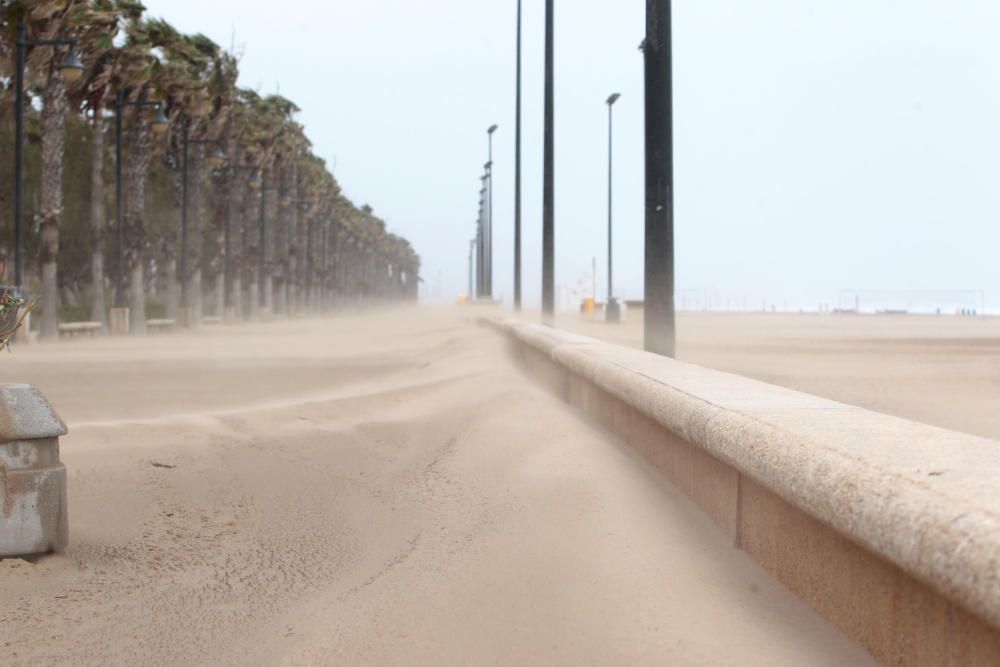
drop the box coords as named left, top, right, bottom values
left=142, top=0, right=1000, bottom=311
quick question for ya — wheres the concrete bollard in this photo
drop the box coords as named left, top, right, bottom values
left=223, top=306, right=237, bottom=324
left=109, top=307, right=129, bottom=336
left=0, top=384, right=68, bottom=557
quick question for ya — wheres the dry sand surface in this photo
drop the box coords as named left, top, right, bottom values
left=0, top=308, right=874, bottom=665
left=561, top=311, right=1000, bottom=441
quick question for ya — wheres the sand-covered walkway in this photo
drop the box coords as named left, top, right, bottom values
left=0, top=309, right=871, bottom=665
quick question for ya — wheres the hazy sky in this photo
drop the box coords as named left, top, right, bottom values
left=142, top=0, right=1000, bottom=310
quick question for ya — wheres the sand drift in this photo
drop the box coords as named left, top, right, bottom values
left=2, top=310, right=881, bottom=665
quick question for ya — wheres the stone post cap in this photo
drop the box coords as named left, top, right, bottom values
left=0, top=384, right=67, bottom=442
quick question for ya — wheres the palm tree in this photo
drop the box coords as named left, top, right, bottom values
left=113, top=13, right=166, bottom=333
left=70, top=0, right=123, bottom=332
left=18, top=0, right=82, bottom=340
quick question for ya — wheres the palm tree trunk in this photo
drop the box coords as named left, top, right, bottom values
left=89, top=111, right=108, bottom=331
left=125, top=91, right=151, bottom=334
left=185, top=152, right=204, bottom=326
left=165, top=255, right=178, bottom=321
left=213, top=273, right=222, bottom=316
left=39, top=72, right=67, bottom=340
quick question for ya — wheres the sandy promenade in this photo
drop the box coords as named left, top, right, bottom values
left=561, top=311, right=1000, bottom=441
left=0, top=308, right=872, bottom=665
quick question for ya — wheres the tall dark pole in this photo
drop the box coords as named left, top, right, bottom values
left=305, top=213, right=314, bottom=308
left=223, top=175, right=233, bottom=309
left=487, top=125, right=497, bottom=298
left=606, top=93, right=620, bottom=322
left=13, top=25, right=82, bottom=296
left=468, top=239, right=475, bottom=300
left=180, top=122, right=190, bottom=308
left=514, top=0, right=523, bottom=311
left=13, top=24, right=26, bottom=294
left=644, top=0, right=675, bottom=356
left=259, top=175, right=267, bottom=307
left=114, top=90, right=125, bottom=307
left=542, top=0, right=555, bottom=321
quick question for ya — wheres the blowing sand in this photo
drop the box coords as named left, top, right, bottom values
left=0, top=308, right=876, bottom=665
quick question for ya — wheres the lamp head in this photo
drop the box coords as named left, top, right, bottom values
left=606, top=92, right=621, bottom=106
left=207, top=146, right=226, bottom=168
left=151, top=106, right=170, bottom=134
left=488, top=124, right=498, bottom=134
left=59, top=47, right=85, bottom=83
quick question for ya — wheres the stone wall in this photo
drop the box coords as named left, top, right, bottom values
left=489, top=318, right=1000, bottom=665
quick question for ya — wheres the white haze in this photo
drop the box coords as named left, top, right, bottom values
left=141, top=0, right=1000, bottom=311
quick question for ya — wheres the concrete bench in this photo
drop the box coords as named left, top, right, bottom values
left=58, top=321, right=102, bottom=338
left=488, top=317, right=1000, bottom=664
left=146, top=318, right=176, bottom=333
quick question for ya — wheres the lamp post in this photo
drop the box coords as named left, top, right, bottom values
left=478, top=178, right=487, bottom=297
left=514, top=0, right=523, bottom=311
left=180, top=126, right=226, bottom=311
left=542, top=0, right=555, bottom=321
left=13, top=24, right=85, bottom=296
left=468, top=238, right=476, bottom=301
left=606, top=92, right=621, bottom=323
left=643, top=0, right=676, bottom=356
left=114, top=90, right=168, bottom=308
left=486, top=125, right=497, bottom=298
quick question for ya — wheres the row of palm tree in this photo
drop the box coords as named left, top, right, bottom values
left=1, top=0, right=420, bottom=338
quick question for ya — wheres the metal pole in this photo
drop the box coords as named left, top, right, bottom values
left=468, top=239, right=474, bottom=300
left=14, top=24, right=26, bottom=294
left=608, top=100, right=613, bottom=303
left=643, top=0, right=675, bottom=356
left=115, top=89, right=125, bottom=307
left=542, top=0, right=555, bottom=321
left=223, top=171, right=232, bottom=309
left=258, top=176, right=267, bottom=307
left=514, top=0, right=523, bottom=311
left=180, top=123, right=189, bottom=307
left=306, top=213, right=314, bottom=308
left=487, top=127, right=495, bottom=298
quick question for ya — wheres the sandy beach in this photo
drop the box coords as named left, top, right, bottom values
left=0, top=308, right=876, bottom=665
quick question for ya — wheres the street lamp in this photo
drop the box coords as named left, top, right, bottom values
left=58, top=49, right=85, bottom=82
left=643, top=0, right=676, bottom=356
left=114, top=88, right=167, bottom=307
left=606, top=92, right=621, bottom=323
left=514, top=0, right=523, bottom=311
left=180, top=126, right=226, bottom=308
left=478, top=177, right=487, bottom=298
left=486, top=124, right=497, bottom=299
left=468, top=238, right=476, bottom=302
left=542, top=0, right=555, bottom=321
left=13, top=24, right=85, bottom=295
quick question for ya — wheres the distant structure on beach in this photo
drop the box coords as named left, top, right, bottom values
left=836, top=289, right=984, bottom=315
